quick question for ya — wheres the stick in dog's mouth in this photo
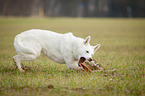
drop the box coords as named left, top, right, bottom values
left=78, top=57, right=86, bottom=67
left=78, top=57, right=92, bottom=73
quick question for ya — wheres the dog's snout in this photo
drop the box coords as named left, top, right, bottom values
left=88, top=58, right=93, bottom=61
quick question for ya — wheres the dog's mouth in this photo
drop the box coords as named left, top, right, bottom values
left=78, top=57, right=86, bottom=67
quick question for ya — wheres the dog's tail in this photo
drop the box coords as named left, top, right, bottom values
left=14, top=34, right=37, bottom=55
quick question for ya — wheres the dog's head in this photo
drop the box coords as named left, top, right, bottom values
left=75, top=36, right=101, bottom=66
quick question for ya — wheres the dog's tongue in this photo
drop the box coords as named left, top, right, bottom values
left=78, top=57, right=86, bottom=67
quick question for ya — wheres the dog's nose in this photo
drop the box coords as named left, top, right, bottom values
left=88, top=58, right=93, bottom=61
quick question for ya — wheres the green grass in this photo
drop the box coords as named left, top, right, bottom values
left=0, top=18, right=145, bottom=96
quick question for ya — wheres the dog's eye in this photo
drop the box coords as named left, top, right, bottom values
left=86, top=50, right=89, bottom=53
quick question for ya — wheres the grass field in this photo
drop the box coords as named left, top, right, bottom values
left=0, top=18, right=145, bottom=96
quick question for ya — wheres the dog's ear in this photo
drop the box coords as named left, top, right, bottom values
left=84, top=36, right=91, bottom=44
left=94, top=44, right=101, bottom=52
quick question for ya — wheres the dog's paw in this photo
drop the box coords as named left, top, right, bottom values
left=18, top=68, right=25, bottom=72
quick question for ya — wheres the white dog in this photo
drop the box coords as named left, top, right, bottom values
left=13, top=29, right=101, bottom=72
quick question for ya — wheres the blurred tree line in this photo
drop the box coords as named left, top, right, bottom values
left=0, top=0, right=145, bottom=17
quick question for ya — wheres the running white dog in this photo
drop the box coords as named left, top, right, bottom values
left=13, top=29, right=101, bottom=72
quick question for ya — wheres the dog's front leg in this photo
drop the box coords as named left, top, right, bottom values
left=62, top=51, right=82, bottom=71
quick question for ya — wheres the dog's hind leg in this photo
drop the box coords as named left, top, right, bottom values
left=13, top=52, right=40, bottom=72
left=13, top=43, right=41, bottom=72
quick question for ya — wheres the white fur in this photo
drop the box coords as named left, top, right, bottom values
left=13, top=29, right=101, bottom=72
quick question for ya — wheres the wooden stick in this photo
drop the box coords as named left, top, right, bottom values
left=81, top=63, right=92, bottom=73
